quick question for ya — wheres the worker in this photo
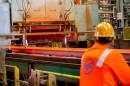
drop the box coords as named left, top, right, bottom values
left=80, top=22, right=130, bottom=86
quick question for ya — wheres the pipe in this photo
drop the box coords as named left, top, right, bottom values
left=36, top=70, right=80, bottom=79
left=64, top=36, right=68, bottom=47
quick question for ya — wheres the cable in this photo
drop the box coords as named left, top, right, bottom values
left=27, top=69, right=40, bottom=86
left=21, top=0, right=31, bottom=20
left=15, top=0, right=21, bottom=10
left=64, top=0, right=74, bottom=20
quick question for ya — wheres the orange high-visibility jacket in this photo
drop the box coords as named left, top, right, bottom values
left=80, top=43, right=130, bottom=86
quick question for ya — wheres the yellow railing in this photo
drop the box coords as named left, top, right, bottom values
left=36, top=70, right=80, bottom=79
left=5, top=65, right=20, bottom=86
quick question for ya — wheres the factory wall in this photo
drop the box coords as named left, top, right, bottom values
left=74, top=5, right=87, bottom=41
left=11, top=0, right=75, bottom=21
left=74, top=4, right=99, bottom=41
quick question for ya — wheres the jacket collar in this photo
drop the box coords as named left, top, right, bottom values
left=91, top=42, right=110, bottom=49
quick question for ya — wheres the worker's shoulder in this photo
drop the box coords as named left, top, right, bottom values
left=110, top=49, right=122, bottom=55
left=107, top=49, right=123, bottom=58
left=105, top=49, right=125, bottom=64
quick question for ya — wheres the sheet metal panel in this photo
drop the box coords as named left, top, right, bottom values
left=0, top=3, right=11, bottom=46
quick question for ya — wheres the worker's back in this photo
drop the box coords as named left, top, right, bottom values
left=80, top=43, right=130, bottom=86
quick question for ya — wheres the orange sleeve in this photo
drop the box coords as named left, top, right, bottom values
left=108, top=53, right=130, bottom=85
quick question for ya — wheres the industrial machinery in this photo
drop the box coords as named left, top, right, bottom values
left=12, top=20, right=81, bottom=47
left=0, top=46, right=130, bottom=86
left=98, top=0, right=116, bottom=23
left=4, top=46, right=84, bottom=86
left=1, top=0, right=130, bottom=86
left=10, top=0, right=86, bottom=48
left=96, top=0, right=130, bottom=49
